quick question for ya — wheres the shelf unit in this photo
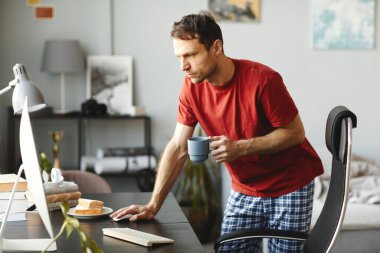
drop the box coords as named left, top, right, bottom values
left=7, top=107, right=153, bottom=174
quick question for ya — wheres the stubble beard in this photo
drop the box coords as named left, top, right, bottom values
left=190, top=62, right=218, bottom=84
left=190, top=76, right=204, bottom=84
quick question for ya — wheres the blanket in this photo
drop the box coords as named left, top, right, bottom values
left=312, top=148, right=380, bottom=229
left=314, top=147, right=380, bottom=204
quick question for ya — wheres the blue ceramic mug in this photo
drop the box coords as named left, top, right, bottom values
left=187, top=136, right=210, bottom=163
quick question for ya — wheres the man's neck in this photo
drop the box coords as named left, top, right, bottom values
left=207, top=56, right=235, bottom=87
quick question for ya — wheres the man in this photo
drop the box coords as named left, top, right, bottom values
left=111, top=11, right=323, bottom=252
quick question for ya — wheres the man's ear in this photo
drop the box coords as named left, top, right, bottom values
left=212, top=39, right=223, bottom=56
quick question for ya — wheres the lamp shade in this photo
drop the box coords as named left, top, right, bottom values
left=12, top=63, right=47, bottom=114
left=41, top=40, right=85, bottom=73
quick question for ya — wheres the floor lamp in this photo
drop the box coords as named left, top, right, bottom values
left=0, top=64, right=56, bottom=251
left=41, top=39, right=85, bottom=114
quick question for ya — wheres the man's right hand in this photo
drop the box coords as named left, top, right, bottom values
left=110, top=204, right=156, bottom=222
left=110, top=123, right=193, bottom=222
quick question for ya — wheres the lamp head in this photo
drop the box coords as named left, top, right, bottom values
left=11, top=63, right=47, bottom=114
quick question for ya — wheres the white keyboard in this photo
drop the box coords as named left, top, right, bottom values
left=102, top=227, right=174, bottom=247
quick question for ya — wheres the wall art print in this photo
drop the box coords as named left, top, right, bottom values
left=86, top=55, right=133, bottom=115
left=209, top=0, right=260, bottom=22
left=312, top=0, right=375, bottom=49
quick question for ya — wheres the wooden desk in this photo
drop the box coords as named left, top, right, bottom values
left=3, top=193, right=204, bottom=253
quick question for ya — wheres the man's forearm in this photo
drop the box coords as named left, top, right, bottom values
left=240, top=128, right=303, bottom=156
left=147, top=140, right=188, bottom=214
left=240, top=114, right=305, bottom=156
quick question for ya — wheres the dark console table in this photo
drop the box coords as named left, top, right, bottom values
left=7, top=107, right=152, bottom=174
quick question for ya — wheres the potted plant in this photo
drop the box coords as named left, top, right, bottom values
left=174, top=127, right=222, bottom=243
left=43, top=202, right=103, bottom=253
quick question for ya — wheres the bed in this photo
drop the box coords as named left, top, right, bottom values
left=312, top=147, right=380, bottom=253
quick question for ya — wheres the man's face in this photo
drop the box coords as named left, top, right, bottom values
left=173, top=38, right=217, bottom=84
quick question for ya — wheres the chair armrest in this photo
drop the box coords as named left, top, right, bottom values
left=214, top=229, right=308, bottom=251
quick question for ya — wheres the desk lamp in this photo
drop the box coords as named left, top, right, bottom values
left=0, top=63, right=47, bottom=114
left=41, top=39, right=85, bottom=113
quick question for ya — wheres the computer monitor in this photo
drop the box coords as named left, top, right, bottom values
left=0, top=98, right=57, bottom=251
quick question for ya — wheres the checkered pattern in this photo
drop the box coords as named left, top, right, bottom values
left=218, top=181, right=314, bottom=253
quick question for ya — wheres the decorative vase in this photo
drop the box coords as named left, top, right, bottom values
left=49, top=130, right=64, bottom=169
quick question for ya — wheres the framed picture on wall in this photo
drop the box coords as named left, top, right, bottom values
left=209, top=0, right=260, bottom=22
left=86, top=55, right=133, bottom=115
left=311, top=0, right=375, bottom=49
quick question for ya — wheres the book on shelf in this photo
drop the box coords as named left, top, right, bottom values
left=0, top=174, right=28, bottom=192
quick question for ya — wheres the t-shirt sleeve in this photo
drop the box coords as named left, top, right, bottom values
left=260, top=72, right=298, bottom=127
left=176, top=81, right=198, bottom=127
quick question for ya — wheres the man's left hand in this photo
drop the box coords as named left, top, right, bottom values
left=209, top=135, right=243, bottom=163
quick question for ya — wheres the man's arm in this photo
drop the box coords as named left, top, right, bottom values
left=110, top=123, right=194, bottom=221
left=210, top=114, right=305, bottom=162
left=147, top=123, right=194, bottom=214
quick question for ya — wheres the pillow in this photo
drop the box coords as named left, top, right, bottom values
left=314, top=146, right=380, bottom=179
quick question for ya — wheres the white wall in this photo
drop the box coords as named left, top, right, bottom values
left=0, top=0, right=379, bottom=172
left=117, top=0, right=380, bottom=162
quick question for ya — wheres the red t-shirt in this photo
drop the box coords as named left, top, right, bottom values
left=177, top=59, right=323, bottom=197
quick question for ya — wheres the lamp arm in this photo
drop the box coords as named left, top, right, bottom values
left=0, top=79, right=17, bottom=96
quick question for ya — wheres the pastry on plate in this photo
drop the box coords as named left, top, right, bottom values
left=74, top=198, right=104, bottom=215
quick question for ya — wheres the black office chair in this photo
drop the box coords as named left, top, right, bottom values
left=214, top=106, right=357, bottom=253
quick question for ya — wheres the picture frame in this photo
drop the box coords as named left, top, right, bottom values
left=209, top=0, right=260, bottom=22
left=86, top=55, right=133, bottom=115
left=311, top=0, right=375, bottom=49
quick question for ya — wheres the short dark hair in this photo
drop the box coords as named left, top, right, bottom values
left=170, top=11, right=223, bottom=51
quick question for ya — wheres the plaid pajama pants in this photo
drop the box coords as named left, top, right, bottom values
left=218, top=181, right=314, bottom=253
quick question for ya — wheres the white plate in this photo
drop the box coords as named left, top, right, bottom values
left=68, top=207, right=113, bottom=220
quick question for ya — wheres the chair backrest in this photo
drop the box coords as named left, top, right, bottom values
left=62, top=170, right=112, bottom=193
left=304, top=106, right=357, bottom=253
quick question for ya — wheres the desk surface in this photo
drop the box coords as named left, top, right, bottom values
left=3, top=192, right=204, bottom=253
